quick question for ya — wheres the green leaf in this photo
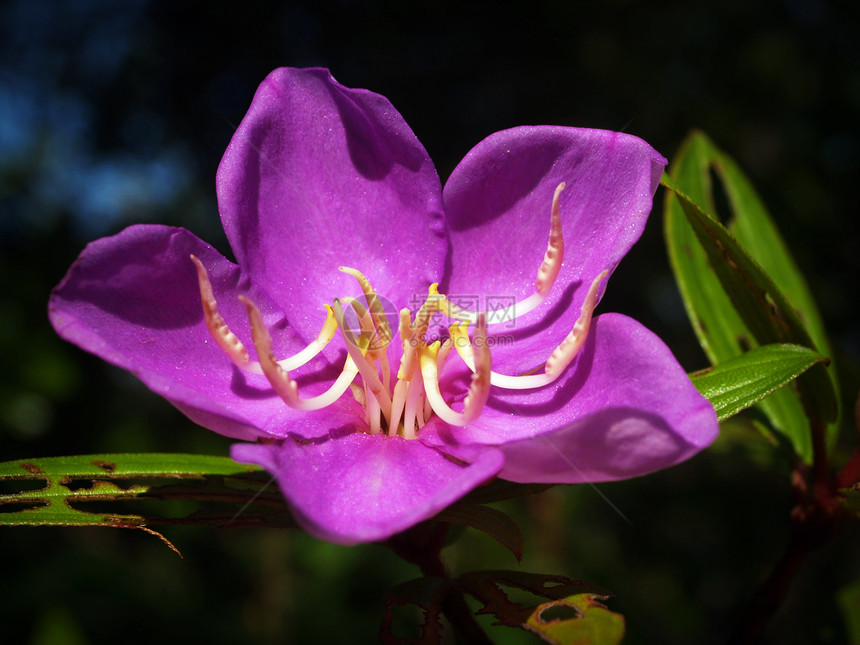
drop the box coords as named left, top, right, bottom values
left=0, top=453, right=294, bottom=538
left=435, top=504, right=524, bottom=561
left=663, top=132, right=839, bottom=461
left=690, top=344, right=828, bottom=422
left=458, top=570, right=624, bottom=645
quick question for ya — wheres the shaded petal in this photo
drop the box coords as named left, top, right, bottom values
left=231, top=429, right=503, bottom=545
left=218, top=67, right=446, bottom=337
left=422, top=314, right=717, bottom=481
left=441, top=127, right=666, bottom=371
left=48, top=224, right=356, bottom=440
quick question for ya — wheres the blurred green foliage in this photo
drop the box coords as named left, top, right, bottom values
left=2, top=0, right=859, bottom=643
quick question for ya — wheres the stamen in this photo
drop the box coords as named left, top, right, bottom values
left=397, top=285, right=447, bottom=381
left=278, top=305, right=338, bottom=371
left=366, top=383, right=382, bottom=434
left=333, top=300, right=393, bottom=423
left=396, top=308, right=421, bottom=381
left=544, top=269, right=607, bottom=379
left=420, top=314, right=492, bottom=426
left=379, top=348, right=391, bottom=395
left=190, top=254, right=251, bottom=369
left=535, top=182, right=566, bottom=297
left=239, top=295, right=359, bottom=410
left=402, top=376, right=425, bottom=439
left=191, top=255, right=337, bottom=374
left=436, top=336, right=454, bottom=374
left=349, top=382, right=365, bottom=405
left=441, top=182, right=567, bottom=324
left=416, top=392, right=427, bottom=428
left=339, top=267, right=392, bottom=348
left=340, top=297, right=377, bottom=357
left=452, top=270, right=607, bottom=390
left=388, top=379, right=408, bottom=437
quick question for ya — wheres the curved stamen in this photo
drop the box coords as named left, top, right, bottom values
left=191, top=255, right=337, bottom=374
left=239, top=295, right=358, bottom=410
left=452, top=270, right=607, bottom=390
left=535, top=182, right=566, bottom=297
left=426, top=336, right=454, bottom=421
left=333, top=300, right=393, bottom=423
left=420, top=314, right=491, bottom=426
left=341, top=297, right=392, bottom=430
left=278, top=305, right=338, bottom=371
left=436, top=335, right=454, bottom=374
left=339, top=266, right=392, bottom=348
left=340, top=298, right=392, bottom=396
left=339, top=297, right=377, bottom=356
left=441, top=182, right=567, bottom=324
left=190, top=254, right=251, bottom=369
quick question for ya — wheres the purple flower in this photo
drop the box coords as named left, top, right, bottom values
left=49, top=68, right=718, bottom=545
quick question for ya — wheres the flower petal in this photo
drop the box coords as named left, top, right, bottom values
left=231, top=429, right=504, bottom=545
left=423, top=314, right=717, bottom=481
left=441, top=127, right=666, bottom=371
left=217, top=67, right=447, bottom=334
left=48, top=224, right=354, bottom=441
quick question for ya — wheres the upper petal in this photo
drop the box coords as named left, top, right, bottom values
left=422, top=314, right=718, bottom=482
left=217, top=67, right=447, bottom=333
left=231, top=429, right=503, bottom=545
left=48, top=224, right=357, bottom=441
left=441, top=127, right=666, bottom=371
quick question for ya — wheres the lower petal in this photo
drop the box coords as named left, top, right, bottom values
left=231, top=429, right=504, bottom=545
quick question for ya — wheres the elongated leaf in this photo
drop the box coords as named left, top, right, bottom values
left=664, top=140, right=809, bottom=456
left=708, top=140, right=842, bottom=449
left=690, top=344, right=828, bottom=422
left=0, top=453, right=257, bottom=479
left=0, top=453, right=293, bottom=531
left=664, top=134, right=838, bottom=461
left=709, top=140, right=835, bottom=365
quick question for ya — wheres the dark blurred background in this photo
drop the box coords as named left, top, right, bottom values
left=2, top=1, right=858, bottom=643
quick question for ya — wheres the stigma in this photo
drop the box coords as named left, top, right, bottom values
left=190, top=183, right=606, bottom=439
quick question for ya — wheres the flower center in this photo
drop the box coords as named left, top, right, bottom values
left=190, top=183, right=606, bottom=439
